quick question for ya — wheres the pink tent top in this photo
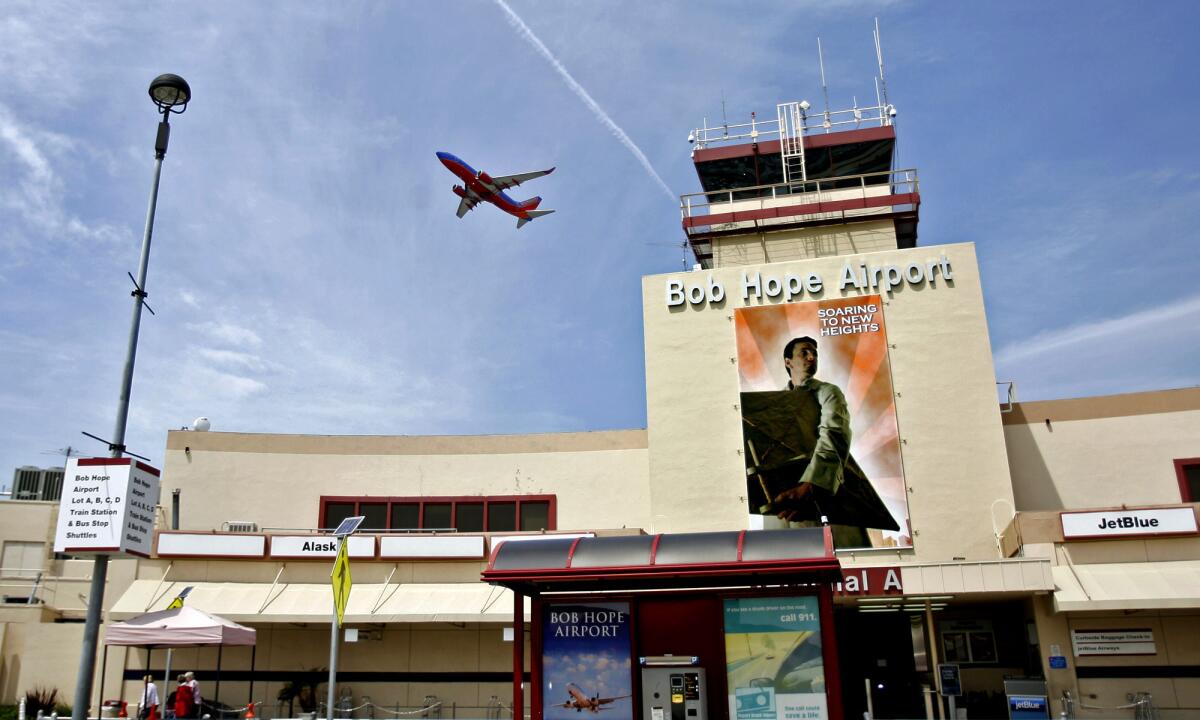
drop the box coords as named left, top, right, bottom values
left=105, top=606, right=256, bottom=648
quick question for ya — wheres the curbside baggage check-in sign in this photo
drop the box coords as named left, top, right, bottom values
left=54, top=457, right=160, bottom=557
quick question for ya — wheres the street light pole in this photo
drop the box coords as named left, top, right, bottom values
left=70, top=73, right=191, bottom=720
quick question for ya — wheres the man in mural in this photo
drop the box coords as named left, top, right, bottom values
left=742, top=336, right=896, bottom=548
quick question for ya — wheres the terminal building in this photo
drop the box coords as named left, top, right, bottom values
left=2, top=79, right=1199, bottom=720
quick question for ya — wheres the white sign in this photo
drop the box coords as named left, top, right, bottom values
left=379, top=535, right=484, bottom=559
left=156, top=532, right=266, bottom=557
left=1071, top=629, right=1156, bottom=656
left=1061, top=507, right=1198, bottom=539
left=54, top=458, right=160, bottom=557
left=269, top=534, right=375, bottom=558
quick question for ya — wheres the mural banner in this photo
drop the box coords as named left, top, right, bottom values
left=735, top=295, right=910, bottom=549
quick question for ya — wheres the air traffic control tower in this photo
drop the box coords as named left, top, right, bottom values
left=679, top=95, right=918, bottom=269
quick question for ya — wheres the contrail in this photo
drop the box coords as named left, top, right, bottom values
left=493, top=0, right=676, bottom=202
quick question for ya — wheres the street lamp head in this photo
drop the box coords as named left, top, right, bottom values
left=148, top=74, right=191, bottom=114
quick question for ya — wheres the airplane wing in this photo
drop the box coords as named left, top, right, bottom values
left=485, top=167, right=555, bottom=192
left=456, top=194, right=480, bottom=218
left=597, top=695, right=632, bottom=705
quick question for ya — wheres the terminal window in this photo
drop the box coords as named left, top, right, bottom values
left=1175, top=459, right=1200, bottom=502
left=320, top=495, right=555, bottom=532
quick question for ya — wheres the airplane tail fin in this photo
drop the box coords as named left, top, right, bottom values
left=520, top=196, right=543, bottom=210
left=516, top=209, right=555, bottom=229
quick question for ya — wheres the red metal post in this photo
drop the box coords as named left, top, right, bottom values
left=818, top=583, right=843, bottom=720
left=514, top=590, right=525, bottom=720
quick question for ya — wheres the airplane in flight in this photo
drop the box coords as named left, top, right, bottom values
left=436, top=151, right=556, bottom=228
left=556, top=683, right=631, bottom=713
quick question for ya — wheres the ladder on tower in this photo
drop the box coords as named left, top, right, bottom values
left=776, top=101, right=808, bottom=187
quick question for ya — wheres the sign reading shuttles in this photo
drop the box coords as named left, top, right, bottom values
left=54, top=457, right=160, bottom=557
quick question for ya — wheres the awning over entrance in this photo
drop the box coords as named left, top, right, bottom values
left=110, top=579, right=526, bottom=624
left=1053, top=560, right=1200, bottom=612
left=483, top=527, right=838, bottom=594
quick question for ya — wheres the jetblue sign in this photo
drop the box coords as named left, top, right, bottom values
left=1060, top=507, right=1197, bottom=539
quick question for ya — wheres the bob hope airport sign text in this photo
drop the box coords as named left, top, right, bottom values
left=665, top=254, right=954, bottom=308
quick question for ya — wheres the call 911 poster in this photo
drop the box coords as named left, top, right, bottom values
left=734, top=295, right=910, bottom=549
left=724, top=596, right=827, bottom=720
left=542, top=602, right=633, bottom=720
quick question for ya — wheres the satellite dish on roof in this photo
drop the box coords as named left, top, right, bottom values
left=192, top=417, right=211, bottom=432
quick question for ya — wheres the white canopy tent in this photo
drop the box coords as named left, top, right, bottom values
left=101, top=607, right=258, bottom=718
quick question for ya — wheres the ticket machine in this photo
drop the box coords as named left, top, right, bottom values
left=641, top=656, right=707, bottom=720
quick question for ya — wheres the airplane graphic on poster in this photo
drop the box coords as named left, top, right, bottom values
left=557, top=683, right=632, bottom=713
left=436, top=151, right=555, bottom=228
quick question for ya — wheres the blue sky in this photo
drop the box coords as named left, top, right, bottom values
left=2, top=1, right=1198, bottom=482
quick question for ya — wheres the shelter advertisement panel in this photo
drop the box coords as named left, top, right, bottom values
left=724, top=596, right=827, bottom=720
left=735, top=295, right=910, bottom=549
left=542, top=601, right=633, bottom=720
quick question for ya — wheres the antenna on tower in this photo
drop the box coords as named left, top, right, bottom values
left=817, top=37, right=832, bottom=132
left=721, top=90, right=729, bottom=137
left=874, top=18, right=891, bottom=113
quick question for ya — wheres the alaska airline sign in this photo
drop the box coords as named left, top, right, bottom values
left=665, top=254, right=955, bottom=308
left=1060, top=507, right=1198, bottom=539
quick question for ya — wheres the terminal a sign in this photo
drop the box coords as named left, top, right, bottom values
left=833, top=566, right=902, bottom=596
left=54, top=457, right=160, bottom=557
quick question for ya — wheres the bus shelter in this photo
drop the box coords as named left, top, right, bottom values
left=482, top=528, right=844, bottom=720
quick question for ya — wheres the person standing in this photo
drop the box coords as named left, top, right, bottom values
left=139, top=676, right=159, bottom=720
left=183, top=672, right=201, bottom=717
left=174, top=676, right=194, bottom=720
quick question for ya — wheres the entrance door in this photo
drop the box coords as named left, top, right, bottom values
left=834, top=609, right=925, bottom=719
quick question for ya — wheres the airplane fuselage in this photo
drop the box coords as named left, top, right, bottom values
left=437, top=152, right=536, bottom=219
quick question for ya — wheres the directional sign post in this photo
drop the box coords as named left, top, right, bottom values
left=163, top=586, right=194, bottom=687
left=327, top=516, right=363, bottom=720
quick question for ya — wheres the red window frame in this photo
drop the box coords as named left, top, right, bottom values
left=318, top=495, right=557, bottom=532
left=1175, top=458, right=1200, bottom=503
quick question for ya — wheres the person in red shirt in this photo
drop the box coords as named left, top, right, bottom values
left=173, top=676, right=195, bottom=720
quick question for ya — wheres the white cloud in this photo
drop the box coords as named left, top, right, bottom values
left=995, top=294, right=1200, bottom=366
left=186, top=321, right=263, bottom=348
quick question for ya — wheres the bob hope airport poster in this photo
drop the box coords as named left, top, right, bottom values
left=542, top=602, right=633, bottom=720
left=734, top=295, right=910, bottom=550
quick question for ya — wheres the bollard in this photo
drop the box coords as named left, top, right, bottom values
left=19, top=697, right=26, bottom=720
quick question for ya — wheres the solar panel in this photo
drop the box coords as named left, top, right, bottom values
left=333, top=515, right=365, bottom=538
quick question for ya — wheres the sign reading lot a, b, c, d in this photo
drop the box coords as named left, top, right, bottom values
left=53, top=457, right=160, bottom=557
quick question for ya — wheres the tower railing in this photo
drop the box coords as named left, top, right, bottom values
left=690, top=101, right=894, bottom=150
left=679, top=168, right=918, bottom=236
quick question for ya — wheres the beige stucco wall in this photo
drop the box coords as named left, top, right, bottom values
left=1032, top=597, right=1200, bottom=719
left=712, top=218, right=899, bottom=267
left=1003, top=390, right=1200, bottom=511
left=160, top=430, right=649, bottom=533
left=642, top=242, right=1014, bottom=561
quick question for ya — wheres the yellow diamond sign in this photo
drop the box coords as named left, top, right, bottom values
left=331, top=540, right=352, bottom=627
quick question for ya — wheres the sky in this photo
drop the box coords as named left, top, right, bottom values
left=2, top=1, right=1198, bottom=483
